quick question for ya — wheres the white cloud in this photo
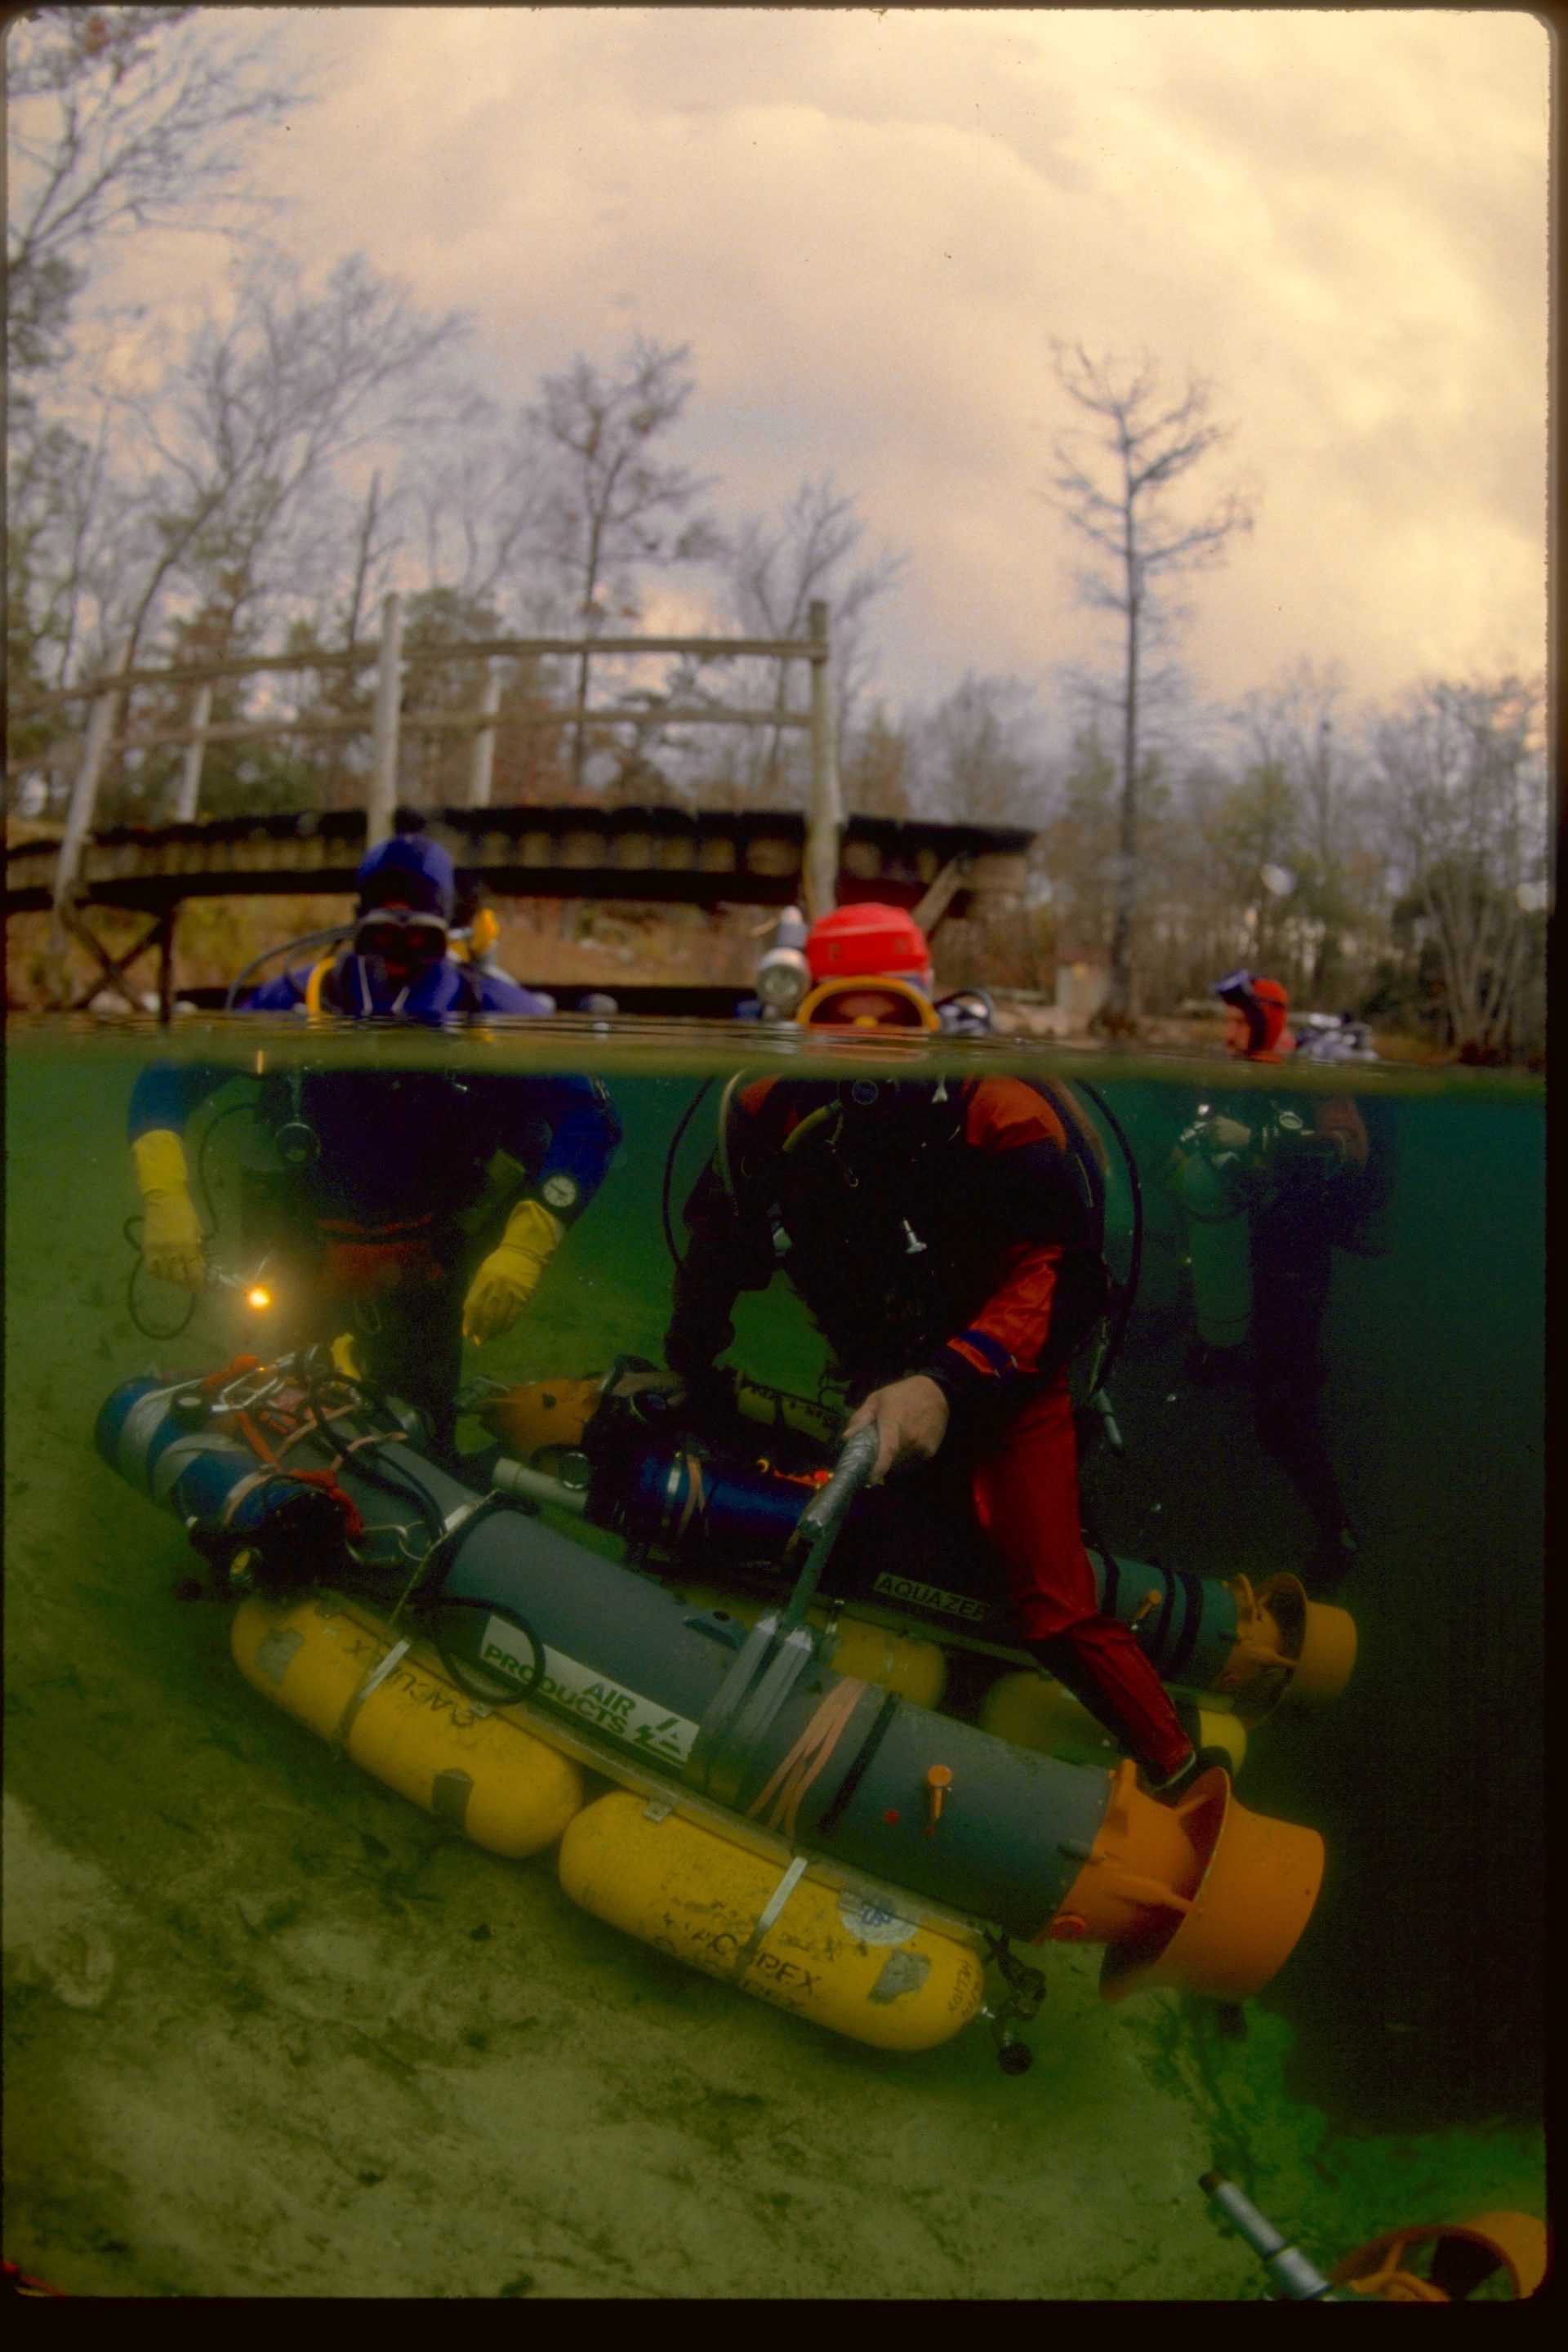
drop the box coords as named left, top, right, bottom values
left=91, top=7, right=1548, bottom=710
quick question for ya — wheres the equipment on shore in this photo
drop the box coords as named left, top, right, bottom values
left=97, top=1352, right=1327, bottom=2062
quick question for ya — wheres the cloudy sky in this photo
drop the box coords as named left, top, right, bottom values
left=105, top=7, right=1552, bottom=722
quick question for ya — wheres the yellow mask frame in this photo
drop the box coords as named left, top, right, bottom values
left=795, top=976, right=941, bottom=1031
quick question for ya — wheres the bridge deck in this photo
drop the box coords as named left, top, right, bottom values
left=6, top=804, right=1031, bottom=918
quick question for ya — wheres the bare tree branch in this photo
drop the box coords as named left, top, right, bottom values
left=7, top=7, right=305, bottom=377
left=1042, top=341, right=1255, bottom=1021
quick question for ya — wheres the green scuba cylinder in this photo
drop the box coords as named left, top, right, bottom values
left=1167, top=1120, right=1253, bottom=1350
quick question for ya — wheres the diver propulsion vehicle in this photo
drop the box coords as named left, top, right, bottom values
left=1199, top=2172, right=1547, bottom=2303
left=98, top=1353, right=1325, bottom=2060
left=471, top=1364, right=1358, bottom=1749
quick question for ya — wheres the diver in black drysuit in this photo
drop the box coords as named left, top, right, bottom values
left=1174, top=973, right=1399, bottom=1594
left=1249, top=1113, right=1396, bottom=1588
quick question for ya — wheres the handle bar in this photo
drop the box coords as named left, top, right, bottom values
left=777, top=1423, right=880, bottom=1635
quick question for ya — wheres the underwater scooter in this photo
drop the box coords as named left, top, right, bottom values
left=470, top=1361, right=1358, bottom=1751
left=1198, top=2172, right=1547, bottom=2302
left=96, top=1348, right=1327, bottom=2064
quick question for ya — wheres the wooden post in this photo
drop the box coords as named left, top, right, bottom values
left=804, top=599, right=840, bottom=921
left=156, top=904, right=177, bottom=1025
left=47, top=641, right=129, bottom=996
left=467, top=661, right=501, bottom=808
left=365, top=591, right=404, bottom=849
left=172, top=680, right=213, bottom=822
left=911, top=853, right=973, bottom=938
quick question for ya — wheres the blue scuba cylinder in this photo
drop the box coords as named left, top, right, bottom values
left=98, top=1377, right=295, bottom=1532
left=596, top=1445, right=811, bottom=1558
left=96, top=1375, right=345, bottom=1570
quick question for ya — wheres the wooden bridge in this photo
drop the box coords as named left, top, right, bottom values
left=6, top=800, right=1032, bottom=1014
left=7, top=599, right=1033, bottom=1013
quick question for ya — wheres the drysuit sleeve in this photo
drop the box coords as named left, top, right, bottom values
left=488, top=1074, right=621, bottom=1225
left=240, top=969, right=310, bottom=1012
left=921, top=1240, right=1067, bottom=1405
left=471, top=969, right=559, bottom=1018
left=665, top=1152, right=777, bottom=1388
left=127, top=1061, right=230, bottom=1143
left=917, top=1078, right=1102, bottom=1408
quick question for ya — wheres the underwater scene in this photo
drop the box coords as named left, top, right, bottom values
left=4, top=1018, right=1544, bottom=2301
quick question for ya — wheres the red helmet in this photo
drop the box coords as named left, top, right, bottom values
left=804, top=902, right=931, bottom=982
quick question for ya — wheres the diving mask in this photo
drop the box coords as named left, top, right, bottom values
left=354, top=907, right=450, bottom=968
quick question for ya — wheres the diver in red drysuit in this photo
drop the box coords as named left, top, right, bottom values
left=666, top=1057, right=1200, bottom=1792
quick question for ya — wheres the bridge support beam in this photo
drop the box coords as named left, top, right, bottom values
left=365, top=592, right=404, bottom=851
left=59, top=903, right=176, bottom=1018
left=804, top=599, right=840, bottom=922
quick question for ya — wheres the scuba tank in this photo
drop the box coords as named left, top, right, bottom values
left=1200, top=2172, right=1548, bottom=2303
left=1166, top=1111, right=1254, bottom=1349
left=752, top=906, right=812, bottom=1022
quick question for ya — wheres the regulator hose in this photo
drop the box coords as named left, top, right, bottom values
left=661, top=1078, right=715, bottom=1267
left=1077, top=1080, right=1144, bottom=1397
left=225, top=927, right=353, bottom=1011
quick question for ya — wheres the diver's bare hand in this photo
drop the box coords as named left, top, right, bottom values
left=844, top=1375, right=949, bottom=1485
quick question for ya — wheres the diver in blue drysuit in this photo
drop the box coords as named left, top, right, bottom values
left=127, top=831, right=621, bottom=1459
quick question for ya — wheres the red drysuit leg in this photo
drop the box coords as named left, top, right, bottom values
left=970, top=1379, right=1192, bottom=1778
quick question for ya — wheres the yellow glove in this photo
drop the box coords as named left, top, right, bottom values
left=330, top=1331, right=364, bottom=1380
left=131, top=1129, right=206, bottom=1292
left=462, top=1198, right=564, bottom=1346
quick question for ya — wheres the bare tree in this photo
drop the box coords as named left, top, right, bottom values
left=531, top=336, right=720, bottom=791
left=1370, top=676, right=1547, bottom=1056
left=107, top=250, right=464, bottom=669
left=6, top=6, right=301, bottom=385
left=720, top=476, right=904, bottom=804
left=1236, top=661, right=1373, bottom=1004
left=411, top=399, right=554, bottom=617
left=1045, top=344, right=1254, bottom=1022
left=906, top=672, right=1044, bottom=827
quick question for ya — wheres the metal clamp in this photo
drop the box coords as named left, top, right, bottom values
left=212, top=1365, right=287, bottom=1415
left=728, top=1854, right=809, bottom=1981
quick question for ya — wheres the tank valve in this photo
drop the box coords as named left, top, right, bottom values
left=980, top=2005, right=1035, bottom=2074
left=227, top=1545, right=261, bottom=1596
left=981, top=1931, right=1046, bottom=2075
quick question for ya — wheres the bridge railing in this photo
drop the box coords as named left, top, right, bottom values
left=9, top=596, right=844, bottom=949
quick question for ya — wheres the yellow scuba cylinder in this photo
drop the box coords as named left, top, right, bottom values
left=1167, top=1120, right=1253, bottom=1349
left=979, top=1673, right=1248, bottom=1776
left=558, top=1790, right=985, bottom=2052
left=231, top=1592, right=586, bottom=1857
